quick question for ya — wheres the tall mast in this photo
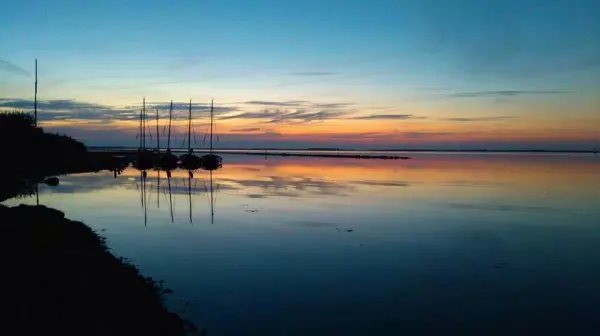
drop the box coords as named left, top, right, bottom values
left=34, top=59, right=38, bottom=127
left=210, top=99, right=214, bottom=153
left=188, top=99, right=192, bottom=154
left=142, top=97, right=146, bottom=150
left=167, top=101, right=173, bottom=151
left=156, top=108, right=160, bottom=152
left=139, top=106, right=143, bottom=150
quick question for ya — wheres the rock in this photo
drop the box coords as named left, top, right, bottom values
left=44, top=177, right=60, bottom=186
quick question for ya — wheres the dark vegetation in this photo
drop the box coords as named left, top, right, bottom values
left=0, top=205, right=200, bottom=335
left=1, top=112, right=123, bottom=176
left=0, top=112, right=127, bottom=201
left=0, top=112, right=198, bottom=334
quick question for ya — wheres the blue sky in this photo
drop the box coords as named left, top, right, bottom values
left=1, top=0, right=599, bottom=149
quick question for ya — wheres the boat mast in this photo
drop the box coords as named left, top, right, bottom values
left=188, top=99, right=192, bottom=154
left=167, top=101, right=173, bottom=152
left=210, top=99, right=214, bottom=153
left=139, top=104, right=143, bottom=150
left=142, top=97, right=146, bottom=150
left=34, top=59, right=38, bottom=127
left=156, top=108, right=160, bottom=152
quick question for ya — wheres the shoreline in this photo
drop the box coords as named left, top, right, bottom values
left=0, top=204, right=202, bottom=335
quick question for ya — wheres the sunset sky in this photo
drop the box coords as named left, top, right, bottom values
left=1, top=0, right=599, bottom=149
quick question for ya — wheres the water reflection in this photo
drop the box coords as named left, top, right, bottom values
left=130, top=167, right=222, bottom=225
left=3, top=153, right=600, bottom=335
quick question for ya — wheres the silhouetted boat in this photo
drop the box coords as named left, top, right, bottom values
left=158, top=101, right=179, bottom=171
left=179, top=100, right=202, bottom=170
left=133, top=97, right=155, bottom=172
left=200, top=100, right=223, bottom=170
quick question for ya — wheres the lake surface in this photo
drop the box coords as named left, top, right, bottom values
left=5, top=153, right=600, bottom=335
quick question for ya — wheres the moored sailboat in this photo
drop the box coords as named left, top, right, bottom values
left=133, top=97, right=155, bottom=173
left=179, top=100, right=203, bottom=171
left=158, top=101, right=179, bottom=172
left=200, top=99, right=223, bottom=170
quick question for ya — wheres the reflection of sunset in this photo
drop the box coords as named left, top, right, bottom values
left=117, top=154, right=600, bottom=197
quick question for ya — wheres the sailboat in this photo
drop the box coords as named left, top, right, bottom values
left=200, top=99, right=223, bottom=170
left=158, top=101, right=179, bottom=171
left=133, top=97, right=155, bottom=173
left=179, top=100, right=202, bottom=171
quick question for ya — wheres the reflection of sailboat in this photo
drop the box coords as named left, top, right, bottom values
left=167, top=172, right=174, bottom=222
left=183, top=173, right=200, bottom=224
left=201, top=99, right=223, bottom=170
left=137, top=170, right=149, bottom=226
left=179, top=100, right=202, bottom=170
left=158, top=101, right=179, bottom=171
left=204, top=169, right=220, bottom=224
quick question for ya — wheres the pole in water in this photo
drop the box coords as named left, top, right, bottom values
left=34, top=59, right=38, bottom=127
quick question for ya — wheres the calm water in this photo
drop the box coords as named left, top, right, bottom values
left=5, top=153, right=600, bottom=335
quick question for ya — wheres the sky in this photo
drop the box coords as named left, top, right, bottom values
left=1, top=0, right=599, bottom=150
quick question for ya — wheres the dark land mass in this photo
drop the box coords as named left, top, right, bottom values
left=0, top=205, right=199, bottom=335
left=0, top=112, right=199, bottom=334
left=2, top=113, right=127, bottom=177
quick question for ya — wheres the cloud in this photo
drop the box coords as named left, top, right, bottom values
left=1, top=98, right=107, bottom=111
left=0, top=98, right=241, bottom=124
left=220, top=108, right=354, bottom=124
left=244, top=100, right=309, bottom=107
left=0, top=98, right=136, bottom=122
left=313, top=103, right=352, bottom=108
left=444, top=90, right=570, bottom=99
left=439, top=116, right=517, bottom=122
left=404, top=131, right=457, bottom=138
left=352, top=114, right=425, bottom=120
left=134, top=101, right=238, bottom=114
left=0, top=58, right=30, bottom=77
left=232, top=127, right=261, bottom=132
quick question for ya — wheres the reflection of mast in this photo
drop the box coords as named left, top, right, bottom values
left=187, top=174, right=193, bottom=224
left=205, top=169, right=219, bottom=224
left=209, top=170, right=215, bottom=224
left=157, top=169, right=160, bottom=209
left=167, top=175, right=174, bottom=223
left=139, top=171, right=148, bottom=226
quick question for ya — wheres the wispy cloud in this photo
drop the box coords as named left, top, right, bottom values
left=0, top=58, right=30, bottom=77
left=439, top=116, right=517, bottom=122
left=445, top=90, right=569, bottom=99
left=313, top=103, right=352, bottom=108
left=244, top=100, right=309, bottom=107
left=1, top=98, right=107, bottom=111
left=352, top=114, right=425, bottom=120
left=405, top=131, right=458, bottom=138
left=232, top=127, right=261, bottom=132
left=220, top=108, right=353, bottom=124
left=0, top=98, right=136, bottom=122
left=140, top=101, right=238, bottom=114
